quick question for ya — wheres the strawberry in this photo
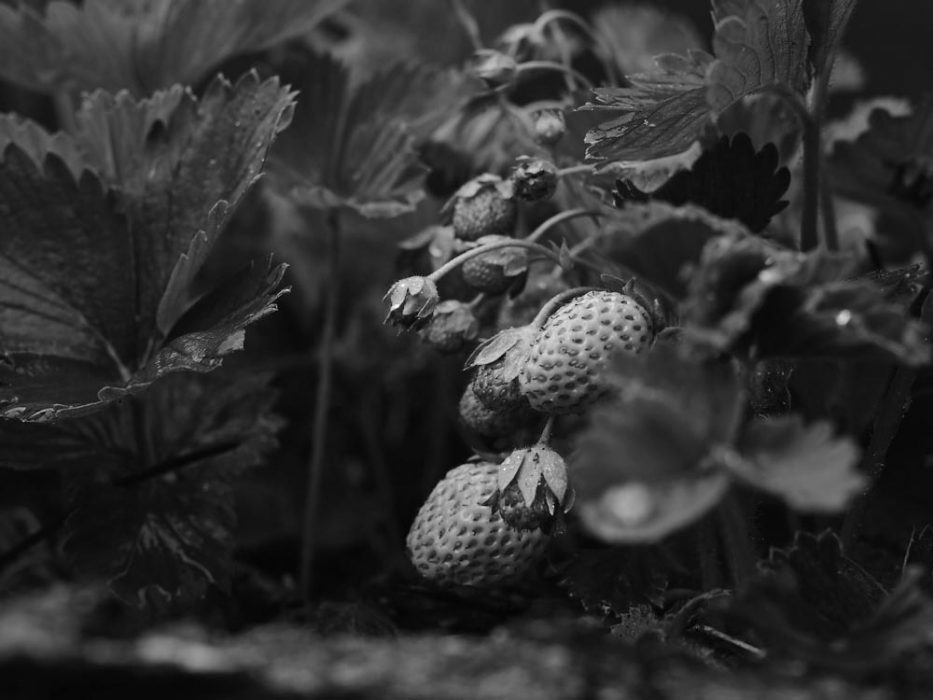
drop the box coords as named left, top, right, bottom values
left=489, top=445, right=571, bottom=531
left=532, top=109, right=566, bottom=146
left=511, top=157, right=558, bottom=202
left=520, top=290, right=653, bottom=414
left=461, top=235, right=529, bottom=294
left=465, top=325, right=536, bottom=411
left=383, top=276, right=440, bottom=329
left=458, top=382, right=536, bottom=444
left=406, top=461, right=550, bottom=586
left=419, top=300, right=479, bottom=353
left=442, top=174, right=517, bottom=241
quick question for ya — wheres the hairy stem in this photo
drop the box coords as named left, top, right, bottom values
left=429, top=238, right=565, bottom=282
left=299, top=209, right=341, bottom=601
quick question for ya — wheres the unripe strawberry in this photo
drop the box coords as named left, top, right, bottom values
left=465, top=325, right=536, bottom=411
left=532, top=109, right=566, bottom=146
left=443, top=174, right=517, bottom=242
left=419, top=300, right=480, bottom=353
left=469, top=49, right=518, bottom=89
left=520, top=290, right=653, bottom=414
left=488, top=445, right=571, bottom=532
left=511, top=157, right=558, bottom=202
left=461, top=235, right=529, bottom=295
left=383, top=276, right=439, bottom=329
left=458, top=382, right=534, bottom=442
left=406, top=461, right=550, bottom=587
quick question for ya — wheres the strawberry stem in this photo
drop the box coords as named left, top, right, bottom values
left=530, top=286, right=600, bottom=330
left=525, top=208, right=603, bottom=244
left=299, top=208, right=341, bottom=601
left=429, top=239, right=564, bottom=282
left=537, top=416, right=555, bottom=445
left=515, top=61, right=595, bottom=90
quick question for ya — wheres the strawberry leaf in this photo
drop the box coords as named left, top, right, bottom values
left=273, top=51, right=461, bottom=218
left=830, top=96, right=933, bottom=260
left=0, top=74, right=293, bottom=420
left=57, top=371, right=283, bottom=612
left=682, top=234, right=929, bottom=364
left=616, top=134, right=791, bottom=233
left=582, top=50, right=715, bottom=162
left=583, top=0, right=810, bottom=164
left=573, top=344, right=743, bottom=543
left=730, top=416, right=864, bottom=511
left=0, top=0, right=347, bottom=96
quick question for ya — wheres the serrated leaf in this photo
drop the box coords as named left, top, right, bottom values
left=583, top=0, right=810, bottom=166
left=58, top=371, right=283, bottom=612
left=599, top=202, right=749, bottom=300
left=273, top=51, right=463, bottom=218
left=560, top=547, right=670, bottom=614
left=830, top=96, right=933, bottom=261
left=616, top=134, right=791, bottom=233
left=683, top=233, right=930, bottom=363
left=0, top=0, right=347, bottom=96
left=582, top=50, right=714, bottom=162
left=0, top=75, right=293, bottom=420
left=730, top=416, right=864, bottom=511
left=802, top=0, right=858, bottom=74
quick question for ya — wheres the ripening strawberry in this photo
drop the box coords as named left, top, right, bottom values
left=465, top=325, right=536, bottom=411
left=419, top=300, right=479, bottom=353
left=520, top=290, right=653, bottom=414
left=442, top=174, right=517, bottom=241
left=406, top=461, right=550, bottom=587
left=461, top=235, right=529, bottom=294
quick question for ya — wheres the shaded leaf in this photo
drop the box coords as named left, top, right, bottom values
left=830, top=96, right=933, bottom=260
left=273, top=51, right=463, bottom=218
left=616, top=134, right=791, bottom=233
left=0, top=0, right=347, bottom=96
left=583, top=0, right=810, bottom=164
left=731, top=416, right=864, bottom=511
left=0, top=74, right=293, bottom=420
left=60, top=371, right=283, bottom=612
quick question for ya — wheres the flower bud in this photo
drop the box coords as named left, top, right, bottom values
left=532, top=109, right=566, bottom=146
left=469, top=49, right=518, bottom=89
left=383, top=276, right=440, bottom=329
left=511, top=156, right=558, bottom=201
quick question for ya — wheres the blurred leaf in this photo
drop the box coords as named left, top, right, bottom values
left=273, top=51, right=463, bottom=217
left=579, top=475, right=731, bottom=545
left=60, top=371, right=283, bottom=612
left=573, top=344, right=743, bottom=543
left=830, top=96, right=933, bottom=260
left=731, top=416, right=864, bottom=511
left=0, top=0, right=347, bottom=96
left=683, top=234, right=928, bottom=364
left=802, top=0, right=858, bottom=73
left=0, top=74, right=293, bottom=421
left=583, top=0, right=810, bottom=164
left=616, top=134, right=790, bottom=233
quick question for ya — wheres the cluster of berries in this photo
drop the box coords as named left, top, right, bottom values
left=385, top=159, right=658, bottom=588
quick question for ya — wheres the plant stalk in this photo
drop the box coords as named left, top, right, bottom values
left=299, top=209, right=341, bottom=601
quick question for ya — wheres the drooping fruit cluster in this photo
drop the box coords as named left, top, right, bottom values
left=406, top=461, right=550, bottom=586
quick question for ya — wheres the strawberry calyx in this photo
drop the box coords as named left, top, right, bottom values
left=486, top=444, right=571, bottom=531
left=383, top=276, right=440, bottom=329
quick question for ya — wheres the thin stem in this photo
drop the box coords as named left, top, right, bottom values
left=532, top=9, right=618, bottom=85
left=555, top=164, right=596, bottom=178
left=819, top=166, right=840, bottom=252
left=429, top=238, right=564, bottom=282
left=718, top=493, right=757, bottom=587
left=115, top=440, right=242, bottom=487
left=530, top=286, right=599, bottom=329
left=515, top=61, right=595, bottom=90
left=299, top=209, right=341, bottom=601
left=450, top=0, right=483, bottom=51
left=800, top=96, right=824, bottom=252
left=537, top=416, right=555, bottom=445
left=525, top=208, right=602, bottom=243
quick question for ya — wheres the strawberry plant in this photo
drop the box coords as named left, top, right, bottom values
left=4, top=0, right=933, bottom=695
